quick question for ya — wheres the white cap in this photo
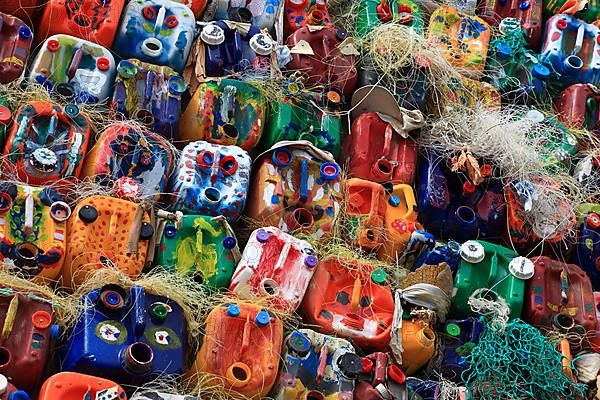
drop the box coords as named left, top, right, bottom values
left=460, top=241, right=485, bottom=263
left=201, top=24, right=225, bottom=45
left=250, top=33, right=273, bottom=55
left=509, top=256, right=535, bottom=280
left=0, top=374, right=7, bottom=394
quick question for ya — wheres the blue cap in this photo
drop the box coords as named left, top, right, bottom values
left=164, top=224, right=177, bottom=238
left=9, top=391, right=30, bottom=400
left=519, top=1, right=530, bottom=9
left=255, top=310, right=271, bottom=326
left=223, top=236, right=236, bottom=249
left=226, top=304, right=240, bottom=317
left=388, top=195, right=401, bottom=207
left=531, top=64, right=550, bottom=80
left=496, top=42, right=511, bottom=58
left=18, top=26, right=31, bottom=40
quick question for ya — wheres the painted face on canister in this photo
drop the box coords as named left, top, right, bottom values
left=0, top=287, right=57, bottom=392
left=3, top=102, right=91, bottom=185
left=59, top=284, right=187, bottom=385
left=169, top=141, right=251, bottom=221
left=113, top=0, right=196, bottom=73
left=0, top=183, right=70, bottom=282
left=0, top=12, right=32, bottom=84
left=38, top=372, right=127, bottom=400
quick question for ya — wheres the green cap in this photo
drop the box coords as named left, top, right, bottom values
left=446, top=323, right=461, bottom=336
left=150, top=302, right=169, bottom=321
left=371, top=268, right=387, bottom=285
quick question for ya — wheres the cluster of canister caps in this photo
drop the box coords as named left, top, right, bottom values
left=0, top=0, right=598, bottom=399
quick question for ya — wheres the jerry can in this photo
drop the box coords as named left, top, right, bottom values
left=356, top=0, right=423, bottom=37
left=300, top=257, right=395, bottom=351
left=416, top=153, right=506, bottom=243
left=192, top=22, right=274, bottom=78
left=286, top=27, right=358, bottom=98
left=229, top=227, right=317, bottom=311
left=189, top=302, right=284, bottom=399
left=406, top=378, right=471, bottom=400
left=113, top=0, right=195, bottom=73
left=478, top=0, right=542, bottom=47
left=572, top=205, right=600, bottom=290
left=0, top=0, right=41, bottom=21
left=345, top=178, right=420, bottom=263
left=179, top=79, right=265, bottom=151
left=543, top=0, right=600, bottom=23
left=0, top=98, right=10, bottom=148
left=0, top=183, right=70, bottom=282
left=246, top=141, right=342, bottom=239
left=450, top=240, right=527, bottom=319
left=82, top=123, right=174, bottom=202
left=132, top=392, right=195, bottom=400
left=540, top=15, right=600, bottom=87
left=3, top=102, right=91, bottom=185
left=484, top=19, right=549, bottom=102
left=427, top=6, right=491, bottom=74
left=111, top=59, right=188, bottom=139
left=174, top=0, right=208, bottom=17
left=355, top=352, right=405, bottom=400
left=590, top=292, right=600, bottom=351
left=504, top=178, right=576, bottom=252
left=396, top=319, right=435, bottom=374
left=37, top=0, right=125, bottom=47
left=523, top=256, right=597, bottom=331
left=439, top=317, right=483, bottom=382
left=413, top=240, right=462, bottom=274
left=441, top=76, right=501, bottom=111
left=269, top=329, right=360, bottom=400
left=262, top=86, right=343, bottom=158
left=201, top=0, right=280, bottom=29
left=61, top=196, right=152, bottom=289
left=0, top=286, right=58, bottom=392
left=39, top=373, right=126, bottom=400
left=60, top=284, right=187, bottom=385
left=0, top=13, right=31, bottom=84
left=29, top=35, right=116, bottom=103
left=168, top=141, right=251, bottom=220
left=283, top=0, right=333, bottom=35
left=555, top=83, right=600, bottom=131
left=155, top=212, right=239, bottom=288
left=343, top=112, right=419, bottom=185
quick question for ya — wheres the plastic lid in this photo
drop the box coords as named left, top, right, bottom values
left=32, top=310, right=52, bottom=329
left=525, top=109, right=545, bottom=123
left=150, top=302, right=169, bottom=321
left=508, top=256, right=535, bottom=280
left=371, top=268, right=387, bottom=284
left=337, top=353, right=362, bottom=378
left=388, top=195, right=401, bottom=207
left=164, top=224, right=177, bottom=239
left=9, top=391, right=30, bottom=400
left=519, top=1, right=530, bottom=9
left=31, top=148, right=57, bottom=169
left=446, top=323, right=461, bottom=336
left=255, top=310, right=271, bottom=326
left=495, top=42, right=511, bottom=58
left=531, top=64, right=550, bottom=80
left=201, top=24, right=225, bottom=46
left=113, top=176, right=141, bottom=200
left=0, top=105, right=11, bottom=124
left=460, top=241, right=485, bottom=263
left=361, top=357, right=373, bottom=373
left=226, top=304, right=240, bottom=317
left=0, top=374, right=7, bottom=394
left=387, top=364, right=405, bottom=384
left=256, top=229, right=269, bottom=243
left=250, top=33, right=273, bottom=55
left=305, top=255, right=318, bottom=268
left=288, top=331, right=311, bottom=356
left=18, top=26, right=31, bottom=40
left=223, top=236, right=237, bottom=249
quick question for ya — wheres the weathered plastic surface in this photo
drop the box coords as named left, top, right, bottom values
left=524, top=256, right=597, bottom=331
left=60, top=284, right=187, bottom=385
left=428, top=6, right=491, bottom=73
left=169, top=141, right=251, bottom=220
left=111, top=59, right=188, bottom=139
left=38, top=372, right=126, bottom=400
left=156, top=213, right=239, bottom=288
left=573, top=205, right=600, bottom=291
left=3, top=102, right=91, bottom=185
left=416, top=154, right=506, bottom=242
left=229, top=227, right=317, bottom=311
left=284, top=0, right=333, bottom=35
left=30, top=35, right=116, bottom=103
left=590, top=292, right=600, bottom=351
left=355, top=352, right=405, bottom=400
left=132, top=392, right=195, bottom=400
left=345, top=178, right=420, bottom=262
left=0, top=13, right=32, bottom=84
left=504, top=178, right=576, bottom=252
left=270, top=329, right=359, bottom=400
left=543, top=0, right=600, bottom=23
left=194, top=22, right=273, bottom=77
left=398, top=320, right=436, bottom=375
left=442, top=76, right=501, bottom=111
left=0, top=0, right=42, bottom=21
left=38, top=0, right=125, bottom=47
left=439, top=317, right=484, bottom=382
left=356, top=0, right=424, bottom=37
left=82, top=123, right=174, bottom=201
left=406, top=378, right=471, bottom=400
left=246, top=141, right=342, bottom=239
left=0, top=98, right=10, bottom=148
left=61, top=196, right=152, bottom=289
left=179, top=79, right=265, bottom=150
left=413, top=240, right=462, bottom=274
left=524, top=111, right=578, bottom=172
left=555, top=83, right=600, bottom=132
left=190, top=302, right=283, bottom=399
left=0, top=376, right=23, bottom=400
left=300, top=257, right=395, bottom=351
left=286, top=27, right=358, bottom=98
left=344, top=112, right=418, bottom=185
left=263, top=90, right=343, bottom=158
left=478, top=0, right=543, bottom=47
left=201, top=0, right=280, bottom=29
left=0, top=183, right=69, bottom=282
left=0, top=287, right=56, bottom=392
left=174, top=0, right=208, bottom=17
left=540, top=14, right=600, bottom=87
left=113, top=0, right=196, bottom=73
left=450, top=241, right=525, bottom=319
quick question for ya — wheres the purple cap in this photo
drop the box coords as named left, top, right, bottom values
left=256, top=229, right=269, bottom=243
left=304, top=255, right=318, bottom=268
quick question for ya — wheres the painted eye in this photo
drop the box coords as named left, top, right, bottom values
left=50, top=201, right=71, bottom=222
left=143, top=5, right=156, bottom=19
left=78, top=204, right=98, bottom=223
left=154, top=330, right=171, bottom=345
left=145, top=327, right=181, bottom=348
left=95, top=320, right=127, bottom=344
left=99, top=286, right=126, bottom=310
left=272, top=148, right=292, bottom=167
left=219, top=155, right=238, bottom=176
left=0, top=192, right=12, bottom=213
left=587, top=213, right=600, bottom=228
left=150, top=301, right=171, bottom=322
left=320, top=162, right=340, bottom=180
left=140, top=222, right=154, bottom=240
left=197, top=150, right=214, bottom=168
left=165, top=15, right=178, bottom=28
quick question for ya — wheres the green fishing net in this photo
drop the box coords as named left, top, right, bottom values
left=462, top=318, right=587, bottom=399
